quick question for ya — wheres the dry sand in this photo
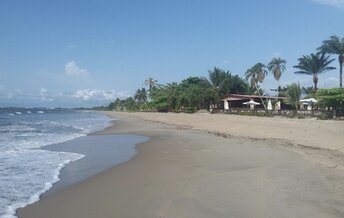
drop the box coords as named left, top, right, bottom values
left=113, top=112, right=344, bottom=169
left=17, top=112, right=344, bottom=218
left=115, top=112, right=344, bottom=152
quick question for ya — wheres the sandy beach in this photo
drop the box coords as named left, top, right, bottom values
left=17, top=112, right=344, bottom=218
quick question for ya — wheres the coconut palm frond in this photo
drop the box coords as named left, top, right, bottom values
left=294, top=52, right=336, bottom=90
left=318, top=35, right=344, bottom=87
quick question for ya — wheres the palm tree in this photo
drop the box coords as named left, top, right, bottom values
left=268, top=57, right=286, bottom=96
left=293, top=52, right=336, bottom=91
left=144, top=77, right=158, bottom=91
left=208, top=67, right=231, bottom=108
left=287, top=83, right=302, bottom=112
left=134, top=88, right=147, bottom=103
left=302, top=86, right=314, bottom=97
left=245, top=63, right=268, bottom=87
left=208, top=67, right=231, bottom=95
left=245, top=63, right=268, bottom=109
left=318, top=35, right=344, bottom=87
left=208, top=67, right=226, bottom=87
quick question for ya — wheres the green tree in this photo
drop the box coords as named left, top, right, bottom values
left=317, top=88, right=344, bottom=118
left=208, top=67, right=230, bottom=107
left=122, top=97, right=137, bottom=111
left=134, top=88, right=147, bottom=103
left=245, top=63, right=268, bottom=87
left=164, top=82, right=179, bottom=111
left=302, top=86, right=315, bottom=98
left=293, top=53, right=336, bottom=91
left=318, top=35, right=344, bottom=87
left=227, top=74, right=251, bottom=94
left=208, top=68, right=229, bottom=93
left=108, top=98, right=122, bottom=111
left=287, top=83, right=302, bottom=112
left=147, top=77, right=213, bottom=113
left=144, top=77, right=158, bottom=91
left=245, top=63, right=268, bottom=109
left=178, top=77, right=213, bottom=111
left=268, top=57, right=286, bottom=96
left=148, top=87, right=169, bottom=111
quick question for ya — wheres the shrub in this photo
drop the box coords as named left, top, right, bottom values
left=317, top=88, right=344, bottom=118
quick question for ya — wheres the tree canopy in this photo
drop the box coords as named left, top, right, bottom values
left=318, top=35, right=344, bottom=87
left=317, top=88, right=344, bottom=117
left=268, top=57, right=286, bottom=81
left=245, top=63, right=268, bottom=88
left=109, top=67, right=253, bottom=113
left=293, top=53, right=336, bottom=91
left=144, top=77, right=158, bottom=91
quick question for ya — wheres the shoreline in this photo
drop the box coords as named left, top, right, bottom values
left=17, top=112, right=344, bottom=218
left=12, top=115, right=146, bottom=217
left=42, top=134, right=148, bottom=197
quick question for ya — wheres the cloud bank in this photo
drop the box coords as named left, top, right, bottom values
left=1, top=61, right=131, bottom=107
left=311, top=0, right=344, bottom=9
left=0, top=88, right=130, bottom=108
left=71, top=89, right=130, bottom=101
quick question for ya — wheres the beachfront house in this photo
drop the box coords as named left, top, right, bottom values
left=220, top=94, right=289, bottom=111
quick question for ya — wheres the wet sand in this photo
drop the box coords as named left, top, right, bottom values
left=17, top=112, right=344, bottom=218
left=43, top=134, right=148, bottom=196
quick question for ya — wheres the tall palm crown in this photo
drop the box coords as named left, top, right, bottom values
left=208, top=67, right=231, bottom=96
left=208, top=67, right=227, bottom=87
left=245, top=63, right=268, bottom=110
left=268, top=58, right=286, bottom=81
left=144, top=77, right=158, bottom=91
left=318, top=35, right=344, bottom=87
left=245, top=63, right=268, bottom=87
left=293, top=53, right=336, bottom=91
left=268, top=57, right=286, bottom=97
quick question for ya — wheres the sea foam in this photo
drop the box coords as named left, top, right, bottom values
left=0, top=108, right=111, bottom=218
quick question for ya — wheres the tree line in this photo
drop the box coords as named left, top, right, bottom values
left=109, top=69, right=255, bottom=113
left=108, top=35, right=344, bottom=116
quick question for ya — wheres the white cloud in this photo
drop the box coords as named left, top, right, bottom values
left=311, top=0, right=344, bottom=9
left=65, top=61, right=89, bottom=76
left=71, top=89, right=130, bottom=101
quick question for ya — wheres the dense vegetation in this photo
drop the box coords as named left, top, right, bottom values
left=107, top=35, right=344, bottom=118
left=109, top=68, right=254, bottom=113
left=317, top=88, right=344, bottom=117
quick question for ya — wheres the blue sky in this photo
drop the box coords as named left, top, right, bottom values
left=1, top=0, right=344, bottom=107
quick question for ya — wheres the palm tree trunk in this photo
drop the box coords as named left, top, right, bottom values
left=313, top=75, right=318, bottom=91
left=277, top=80, right=280, bottom=97
left=339, top=55, right=343, bottom=88
left=254, top=84, right=267, bottom=110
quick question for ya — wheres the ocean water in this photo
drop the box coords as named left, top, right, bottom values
left=0, top=108, right=112, bottom=218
